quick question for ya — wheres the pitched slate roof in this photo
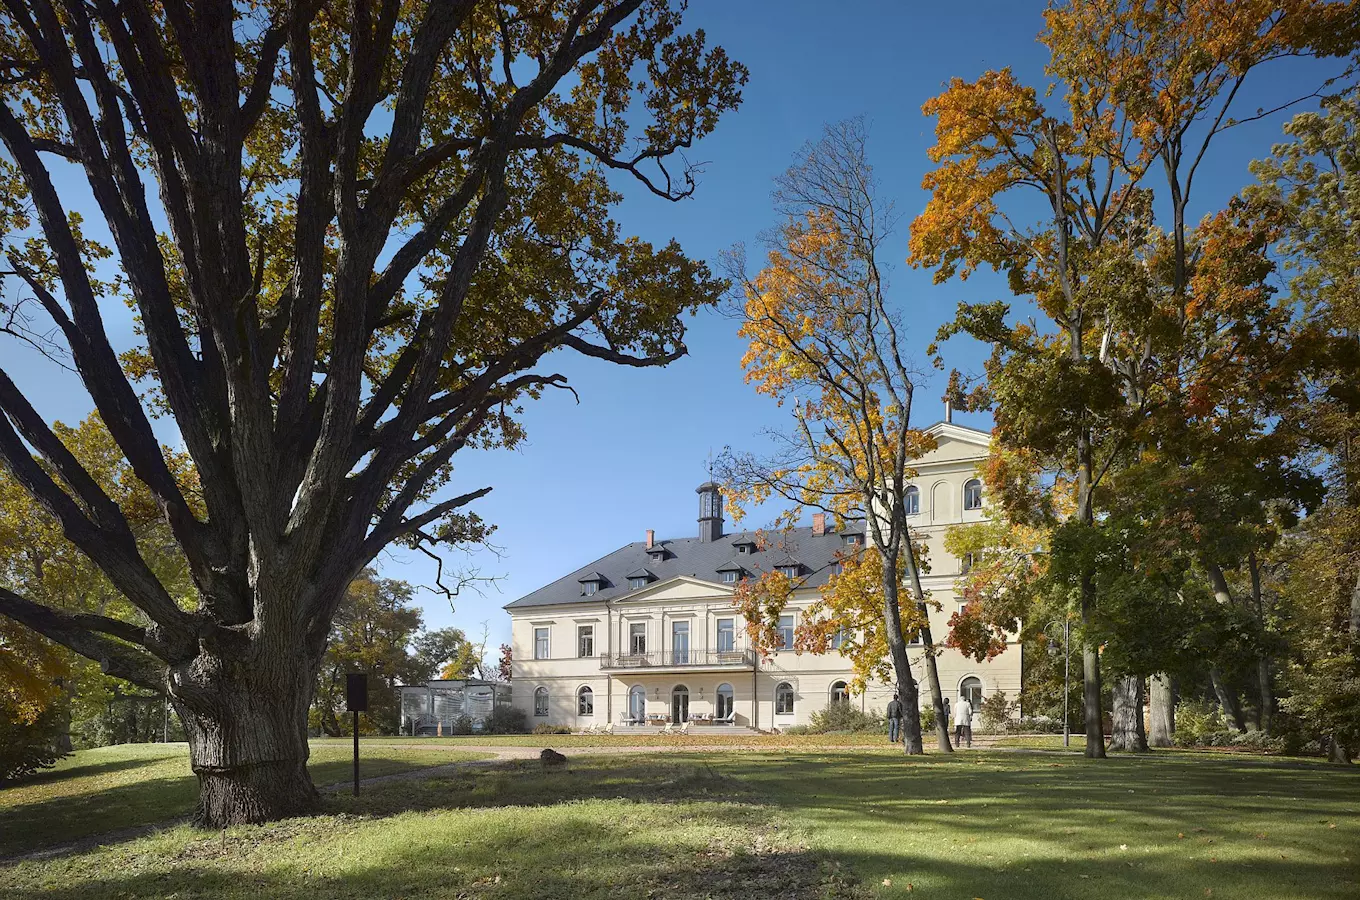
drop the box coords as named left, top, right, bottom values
left=504, top=525, right=858, bottom=609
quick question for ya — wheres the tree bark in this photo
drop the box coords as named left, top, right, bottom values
left=1148, top=673, right=1175, bottom=748
left=1108, top=675, right=1148, bottom=752
left=1209, top=666, right=1247, bottom=732
left=172, top=652, right=321, bottom=827
left=881, top=548, right=924, bottom=754
left=903, top=536, right=953, bottom=752
left=1247, top=551, right=1274, bottom=733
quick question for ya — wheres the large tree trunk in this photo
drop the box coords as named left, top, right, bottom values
left=903, top=536, right=953, bottom=752
left=1247, top=551, right=1274, bottom=733
left=172, top=653, right=321, bottom=827
left=1148, top=673, right=1175, bottom=748
left=1080, top=573, right=1106, bottom=758
left=1108, top=675, right=1148, bottom=752
left=880, top=547, right=924, bottom=755
left=1209, top=666, right=1247, bottom=732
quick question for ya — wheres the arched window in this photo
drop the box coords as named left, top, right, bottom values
left=959, top=676, right=983, bottom=709
left=904, top=485, right=920, bottom=516
left=715, top=683, right=734, bottom=720
left=577, top=686, right=594, bottom=716
left=775, top=682, right=795, bottom=715
left=628, top=684, right=646, bottom=724
left=533, top=686, right=549, bottom=717
left=830, top=681, right=850, bottom=704
left=963, top=479, right=983, bottom=510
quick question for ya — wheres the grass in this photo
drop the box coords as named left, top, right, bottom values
left=331, top=731, right=896, bottom=749
left=0, top=741, right=490, bottom=857
left=2, top=748, right=1357, bottom=899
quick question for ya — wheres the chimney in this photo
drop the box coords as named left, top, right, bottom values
left=696, top=481, right=724, bottom=542
left=944, top=398, right=953, bottom=423
left=646, top=529, right=654, bottom=549
left=812, top=512, right=826, bottom=536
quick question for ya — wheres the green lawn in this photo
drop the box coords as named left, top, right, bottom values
left=332, top=731, right=896, bottom=749
left=0, top=741, right=490, bottom=857
left=2, top=749, right=1356, bottom=899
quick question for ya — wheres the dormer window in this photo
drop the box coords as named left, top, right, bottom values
left=629, top=577, right=645, bottom=590
left=578, top=571, right=607, bottom=596
left=779, top=565, right=800, bottom=579
left=737, top=544, right=749, bottom=554
left=716, top=559, right=745, bottom=584
left=732, top=537, right=757, bottom=555
left=842, top=533, right=862, bottom=547
left=722, top=571, right=738, bottom=584
left=649, top=549, right=666, bottom=561
left=625, top=568, right=654, bottom=591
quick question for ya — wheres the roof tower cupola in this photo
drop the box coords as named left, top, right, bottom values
left=696, top=481, right=724, bottom=543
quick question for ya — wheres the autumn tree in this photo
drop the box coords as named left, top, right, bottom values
left=915, top=0, right=1356, bottom=758
left=719, top=119, right=951, bottom=754
left=0, top=0, right=745, bottom=824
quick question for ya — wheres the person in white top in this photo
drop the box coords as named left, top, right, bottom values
left=953, top=695, right=974, bottom=748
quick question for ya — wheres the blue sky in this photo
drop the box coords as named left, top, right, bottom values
left=4, top=0, right=1349, bottom=651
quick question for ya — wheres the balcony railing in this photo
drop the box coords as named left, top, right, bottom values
left=599, top=649, right=756, bottom=670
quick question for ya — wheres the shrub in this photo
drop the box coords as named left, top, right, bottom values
left=978, top=691, right=1016, bottom=732
left=532, top=723, right=572, bottom=735
left=482, top=706, right=528, bottom=734
left=0, top=703, right=68, bottom=784
left=450, top=715, right=474, bottom=735
left=1171, top=700, right=1285, bottom=753
left=809, top=703, right=884, bottom=734
left=1004, top=715, right=1064, bottom=735
left=920, top=704, right=936, bottom=733
left=780, top=725, right=812, bottom=735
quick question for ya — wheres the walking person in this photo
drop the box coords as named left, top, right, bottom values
left=886, top=693, right=904, bottom=743
left=953, top=693, right=973, bottom=748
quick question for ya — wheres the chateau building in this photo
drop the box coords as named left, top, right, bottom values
left=503, top=420, right=1021, bottom=730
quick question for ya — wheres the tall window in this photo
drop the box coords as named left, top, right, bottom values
left=830, top=681, right=850, bottom=704
left=904, top=485, right=920, bottom=516
left=831, top=626, right=849, bottom=650
left=672, top=620, right=690, bottom=665
left=629, top=622, right=646, bottom=655
left=577, top=686, right=594, bottom=716
left=775, top=682, right=795, bottom=715
left=715, top=683, right=734, bottom=720
left=577, top=624, right=594, bottom=658
left=534, top=627, right=549, bottom=660
left=777, top=614, right=795, bottom=650
left=963, top=478, right=983, bottom=510
left=960, top=676, right=983, bottom=709
left=961, top=552, right=976, bottom=574
left=716, top=618, right=735, bottom=652
left=534, top=687, right=549, bottom=717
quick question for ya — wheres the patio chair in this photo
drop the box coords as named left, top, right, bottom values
left=680, top=720, right=692, bottom=736
left=603, top=722, right=615, bottom=735
left=581, top=723, right=598, bottom=735
left=659, top=722, right=676, bottom=735
left=714, top=710, right=736, bottom=726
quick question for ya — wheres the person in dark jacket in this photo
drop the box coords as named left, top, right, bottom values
left=886, top=693, right=904, bottom=743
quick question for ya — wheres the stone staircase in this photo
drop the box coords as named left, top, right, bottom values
left=594, top=724, right=760, bottom=736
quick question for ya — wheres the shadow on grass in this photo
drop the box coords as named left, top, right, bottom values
left=1, top=755, right=163, bottom=790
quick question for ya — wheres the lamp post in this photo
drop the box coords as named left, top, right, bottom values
left=1045, top=618, right=1072, bottom=748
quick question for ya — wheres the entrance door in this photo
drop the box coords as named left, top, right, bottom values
left=671, top=684, right=689, bottom=723
left=960, top=676, right=983, bottom=709
left=715, top=683, right=734, bottom=720
left=628, top=685, right=646, bottom=724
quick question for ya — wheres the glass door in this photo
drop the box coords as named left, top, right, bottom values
left=671, top=620, right=690, bottom=665
left=671, top=685, right=689, bottom=723
left=628, top=685, right=646, bottom=724
left=716, top=683, right=734, bottom=720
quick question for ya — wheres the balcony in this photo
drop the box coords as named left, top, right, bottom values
left=599, top=649, right=756, bottom=671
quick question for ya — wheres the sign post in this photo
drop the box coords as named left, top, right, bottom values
left=345, top=673, right=368, bottom=796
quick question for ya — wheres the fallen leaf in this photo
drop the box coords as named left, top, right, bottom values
left=1119, top=844, right=1128, bottom=851
left=882, top=879, right=892, bottom=887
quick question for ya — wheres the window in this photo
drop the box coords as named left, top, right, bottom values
left=842, top=533, right=862, bottom=546
left=629, top=622, right=646, bottom=655
left=629, top=576, right=648, bottom=590
left=957, top=602, right=969, bottom=617
left=960, top=676, right=983, bottom=709
left=583, top=580, right=598, bottom=595
left=577, top=625, right=594, bottom=658
left=779, top=565, right=800, bottom=579
left=830, top=681, right=850, bottom=704
left=831, top=627, right=849, bottom=650
left=961, top=552, right=976, bottom=574
left=534, top=687, right=549, bottom=717
left=737, top=544, right=749, bottom=554
left=577, top=686, right=594, bottom=716
left=722, top=570, right=738, bottom=584
left=964, top=479, right=983, bottom=510
left=672, top=620, right=690, bottom=665
left=777, top=614, right=795, bottom=650
left=775, top=682, right=795, bottom=715
left=715, top=683, right=734, bottom=720
left=534, top=627, right=549, bottom=660
left=628, top=684, right=646, bottom=722
left=904, top=485, right=920, bottom=516
left=908, top=628, right=923, bottom=646
left=716, top=618, right=735, bottom=652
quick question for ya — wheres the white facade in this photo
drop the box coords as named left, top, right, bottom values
left=506, top=421, right=1021, bottom=729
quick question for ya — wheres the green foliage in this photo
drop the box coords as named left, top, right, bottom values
left=807, top=703, right=885, bottom=734
left=0, top=700, right=67, bottom=783
left=920, top=703, right=936, bottom=733
left=482, top=706, right=529, bottom=735
left=978, top=690, right=1016, bottom=732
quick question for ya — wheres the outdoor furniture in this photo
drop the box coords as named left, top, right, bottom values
left=603, top=722, right=615, bottom=735
left=659, top=722, right=676, bottom=735
left=680, top=721, right=692, bottom=735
